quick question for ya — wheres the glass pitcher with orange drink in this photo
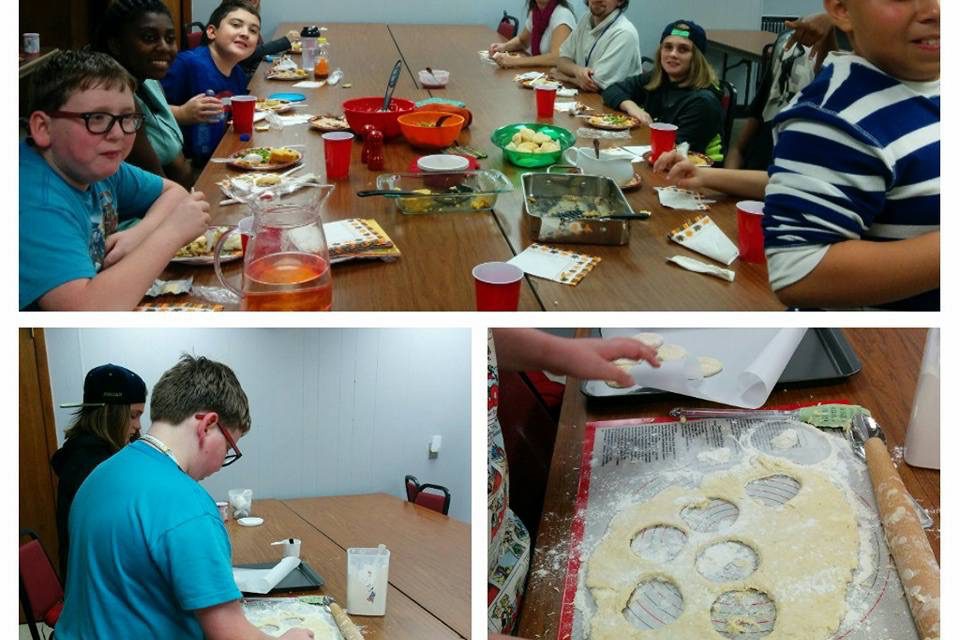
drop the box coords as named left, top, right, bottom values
left=213, top=185, right=335, bottom=311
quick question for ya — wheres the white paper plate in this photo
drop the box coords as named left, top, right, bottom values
left=237, top=517, right=264, bottom=527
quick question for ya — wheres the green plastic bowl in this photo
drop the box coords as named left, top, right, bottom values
left=490, top=123, right=575, bottom=168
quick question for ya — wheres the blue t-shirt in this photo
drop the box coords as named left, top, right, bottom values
left=161, top=46, right=249, bottom=161
left=19, top=141, right=162, bottom=310
left=56, top=441, right=241, bottom=640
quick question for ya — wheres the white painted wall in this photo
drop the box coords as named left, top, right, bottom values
left=44, top=328, right=471, bottom=523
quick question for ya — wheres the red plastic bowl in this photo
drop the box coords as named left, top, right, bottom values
left=342, top=97, right=416, bottom=139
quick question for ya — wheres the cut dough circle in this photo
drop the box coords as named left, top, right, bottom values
left=697, top=356, right=724, bottom=378
left=631, top=332, right=665, bottom=349
left=657, top=344, right=687, bottom=361
left=586, top=455, right=859, bottom=639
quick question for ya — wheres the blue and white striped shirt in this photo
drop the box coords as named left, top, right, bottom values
left=763, top=53, right=939, bottom=310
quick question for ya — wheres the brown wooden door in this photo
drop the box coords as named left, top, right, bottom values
left=19, top=328, right=61, bottom=572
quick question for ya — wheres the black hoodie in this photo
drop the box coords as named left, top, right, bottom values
left=602, top=71, right=723, bottom=155
left=49, top=433, right=117, bottom=578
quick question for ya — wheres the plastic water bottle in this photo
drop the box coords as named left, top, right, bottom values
left=300, top=25, right=320, bottom=72
left=195, top=89, right=224, bottom=158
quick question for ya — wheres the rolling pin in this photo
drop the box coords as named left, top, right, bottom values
left=865, top=437, right=940, bottom=640
left=329, top=601, right=364, bottom=640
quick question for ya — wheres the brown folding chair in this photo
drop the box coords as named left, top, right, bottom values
left=183, top=21, right=206, bottom=49
left=20, top=528, right=65, bottom=640
left=497, top=11, right=519, bottom=40
left=403, top=475, right=451, bottom=515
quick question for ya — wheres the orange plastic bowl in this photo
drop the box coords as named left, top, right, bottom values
left=342, top=97, right=416, bottom=139
left=397, top=111, right=465, bottom=149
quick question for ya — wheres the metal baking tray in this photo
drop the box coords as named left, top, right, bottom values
left=375, top=169, right=512, bottom=214
left=235, top=560, right=325, bottom=594
left=521, top=167, right=647, bottom=245
left=581, top=328, right=861, bottom=398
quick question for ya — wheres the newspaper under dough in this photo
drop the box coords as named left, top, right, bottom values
left=586, top=456, right=859, bottom=639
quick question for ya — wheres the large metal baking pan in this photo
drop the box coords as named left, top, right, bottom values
left=521, top=167, right=646, bottom=245
left=581, top=328, right=862, bottom=398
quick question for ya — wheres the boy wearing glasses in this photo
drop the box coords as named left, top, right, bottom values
left=57, top=355, right=314, bottom=640
left=19, top=50, right=210, bottom=310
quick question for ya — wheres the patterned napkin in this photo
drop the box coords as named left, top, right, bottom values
left=324, top=219, right=400, bottom=263
left=655, top=186, right=713, bottom=211
left=508, top=243, right=600, bottom=285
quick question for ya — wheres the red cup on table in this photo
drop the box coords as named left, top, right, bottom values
left=736, top=200, right=766, bottom=263
left=472, top=262, right=523, bottom=311
left=534, top=83, right=558, bottom=119
left=230, top=95, right=256, bottom=136
left=649, top=122, right=678, bottom=163
left=322, top=131, right=355, bottom=180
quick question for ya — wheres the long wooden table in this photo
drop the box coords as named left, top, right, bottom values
left=228, top=495, right=468, bottom=638
left=285, top=493, right=470, bottom=638
left=153, top=23, right=783, bottom=311
left=517, top=328, right=940, bottom=638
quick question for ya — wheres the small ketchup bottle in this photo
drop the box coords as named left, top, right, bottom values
left=365, top=129, right=385, bottom=170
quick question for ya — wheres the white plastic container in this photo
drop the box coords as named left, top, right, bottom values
left=347, top=545, right=390, bottom=616
left=904, top=328, right=939, bottom=469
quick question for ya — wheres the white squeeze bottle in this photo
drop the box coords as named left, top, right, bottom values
left=904, top=328, right=939, bottom=469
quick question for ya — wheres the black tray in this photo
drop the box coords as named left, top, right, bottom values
left=582, top=328, right=861, bottom=398
left=235, top=560, right=325, bottom=594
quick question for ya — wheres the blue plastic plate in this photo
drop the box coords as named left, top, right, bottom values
left=267, top=92, right=306, bottom=102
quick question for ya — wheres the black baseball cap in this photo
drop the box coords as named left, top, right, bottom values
left=60, top=364, right=147, bottom=408
left=661, top=19, right=707, bottom=54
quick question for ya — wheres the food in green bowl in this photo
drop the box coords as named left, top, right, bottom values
left=491, top=123, right=574, bottom=168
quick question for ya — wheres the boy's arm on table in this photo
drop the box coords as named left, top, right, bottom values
left=39, top=189, right=209, bottom=311
left=102, top=181, right=196, bottom=267
left=492, top=329, right=659, bottom=387
left=773, top=232, right=939, bottom=308
left=197, top=600, right=313, bottom=640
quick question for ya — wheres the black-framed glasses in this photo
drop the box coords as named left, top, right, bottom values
left=195, top=413, right=243, bottom=467
left=47, top=110, right=144, bottom=134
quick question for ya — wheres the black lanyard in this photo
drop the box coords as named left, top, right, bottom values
left=585, top=9, right=622, bottom=68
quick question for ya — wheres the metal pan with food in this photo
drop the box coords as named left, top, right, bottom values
left=521, top=167, right=648, bottom=245
left=361, top=169, right=513, bottom=214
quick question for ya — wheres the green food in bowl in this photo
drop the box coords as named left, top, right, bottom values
left=491, top=123, right=575, bottom=168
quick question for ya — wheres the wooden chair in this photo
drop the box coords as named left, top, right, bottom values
left=20, top=528, right=64, bottom=640
left=404, top=475, right=451, bottom=515
left=497, top=11, right=519, bottom=40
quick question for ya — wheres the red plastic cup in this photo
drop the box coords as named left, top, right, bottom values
left=472, top=262, right=523, bottom=311
left=649, top=122, right=678, bottom=163
left=534, top=83, right=558, bottom=119
left=736, top=200, right=766, bottom=263
left=230, top=95, right=256, bottom=136
left=322, top=131, right=355, bottom=180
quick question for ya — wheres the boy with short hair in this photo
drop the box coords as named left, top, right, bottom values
left=762, top=0, right=939, bottom=310
left=555, top=0, right=640, bottom=92
left=56, top=355, right=313, bottom=640
left=162, top=0, right=261, bottom=165
left=19, top=49, right=210, bottom=311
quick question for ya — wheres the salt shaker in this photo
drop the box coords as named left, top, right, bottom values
left=365, top=129, right=385, bottom=170
left=360, top=125, right=376, bottom=163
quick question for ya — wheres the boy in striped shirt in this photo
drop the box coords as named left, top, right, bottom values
left=763, top=0, right=939, bottom=310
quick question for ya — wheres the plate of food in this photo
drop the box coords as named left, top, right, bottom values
left=522, top=76, right=558, bottom=90
left=255, top=98, right=294, bottom=113
left=586, top=113, right=640, bottom=130
left=172, top=226, right=243, bottom=265
left=266, top=67, right=310, bottom=81
left=227, top=147, right=302, bottom=171
left=308, top=114, right=350, bottom=132
left=641, top=150, right=713, bottom=167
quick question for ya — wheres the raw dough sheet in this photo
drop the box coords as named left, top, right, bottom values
left=554, top=409, right=918, bottom=640
left=242, top=598, right=344, bottom=639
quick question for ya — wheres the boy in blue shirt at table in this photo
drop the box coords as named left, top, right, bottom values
left=162, top=0, right=260, bottom=166
left=762, top=0, right=939, bottom=310
left=56, top=355, right=314, bottom=640
left=19, top=50, right=210, bottom=310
